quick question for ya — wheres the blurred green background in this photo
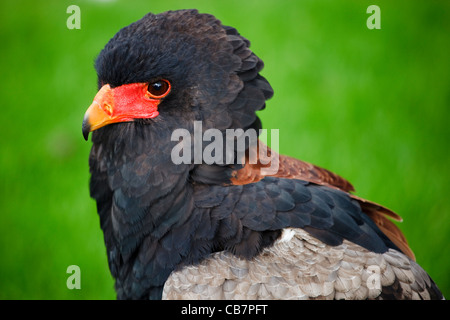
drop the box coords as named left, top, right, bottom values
left=0, top=0, right=449, bottom=299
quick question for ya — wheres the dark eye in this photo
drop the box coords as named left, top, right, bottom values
left=147, top=79, right=171, bottom=98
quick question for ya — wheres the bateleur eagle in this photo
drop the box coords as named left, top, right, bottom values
left=81, top=9, right=443, bottom=300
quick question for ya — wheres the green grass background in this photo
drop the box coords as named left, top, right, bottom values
left=0, top=0, right=449, bottom=299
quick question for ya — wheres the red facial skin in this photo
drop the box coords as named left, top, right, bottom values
left=82, top=81, right=171, bottom=139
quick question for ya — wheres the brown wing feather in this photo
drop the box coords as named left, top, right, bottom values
left=231, top=141, right=355, bottom=192
left=231, top=141, right=415, bottom=261
left=360, top=202, right=415, bottom=261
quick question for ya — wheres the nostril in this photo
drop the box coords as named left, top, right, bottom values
left=103, top=103, right=113, bottom=116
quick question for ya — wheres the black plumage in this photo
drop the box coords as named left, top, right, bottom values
left=84, top=9, right=443, bottom=300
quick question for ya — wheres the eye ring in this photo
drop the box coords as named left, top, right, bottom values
left=147, top=79, right=171, bottom=98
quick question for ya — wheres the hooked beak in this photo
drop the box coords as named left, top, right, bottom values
left=82, top=85, right=114, bottom=140
left=82, top=83, right=161, bottom=141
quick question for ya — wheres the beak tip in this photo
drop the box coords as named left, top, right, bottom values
left=82, top=117, right=90, bottom=141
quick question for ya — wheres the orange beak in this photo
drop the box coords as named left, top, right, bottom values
left=82, top=83, right=161, bottom=140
